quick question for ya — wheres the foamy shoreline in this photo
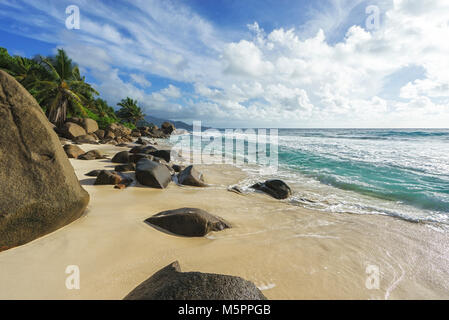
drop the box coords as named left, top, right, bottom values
left=0, top=141, right=449, bottom=299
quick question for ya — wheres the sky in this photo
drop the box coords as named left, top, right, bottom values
left=0, top=0, right=448, bottom=128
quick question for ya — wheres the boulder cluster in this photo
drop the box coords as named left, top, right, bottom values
left=0, top=70, right=294, bottom=300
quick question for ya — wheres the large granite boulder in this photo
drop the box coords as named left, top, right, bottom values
left=145, top=207, right=230, bottom=237
left=251, top=179, right=292, bottom=199
left=177, top=165, right=207, bottom=187
left=0, top=70, right=89, bottom=250
left=62, top=122, right=86, bottom=139
left=107, top=123, right=132, bottom=138
left=82, top=118, right=99, bottom=133
left=63, top=144, right=85, bottom=158
left=124, top=261, right=267, bottom=300
left=161, top=121, right=175, bottom=135
left=94, top=129, right=105, bottom=140
left=135, top=158, right=171, bottom=188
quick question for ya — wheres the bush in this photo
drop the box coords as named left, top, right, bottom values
left=97, top=116, right=117, bottom=130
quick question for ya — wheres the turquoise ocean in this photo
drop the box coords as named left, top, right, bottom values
left=179, top=128, right=449, bottom=227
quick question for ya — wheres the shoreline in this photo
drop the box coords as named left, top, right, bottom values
left=1, top=141, right=449, bottom=299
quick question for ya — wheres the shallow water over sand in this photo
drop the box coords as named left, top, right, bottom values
left=0, top=143, right=448, bottom=299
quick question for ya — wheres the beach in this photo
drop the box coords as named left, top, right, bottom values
left=1, top=141, right=448, bottom=300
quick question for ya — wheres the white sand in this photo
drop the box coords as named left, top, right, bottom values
left=0, top=142, right=449, bottom=299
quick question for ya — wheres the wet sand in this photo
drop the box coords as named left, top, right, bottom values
left=0, top=142, right=448, bottom=299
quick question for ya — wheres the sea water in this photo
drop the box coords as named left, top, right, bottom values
left=178, top=128, right=449, bottom=227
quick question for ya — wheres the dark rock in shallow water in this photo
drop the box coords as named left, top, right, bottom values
left=124, top=261, right=266, bottom=300
left=251, top=179, right=292, bottom=200
left=136, top=137, right=148, bottom=145
left=148, top=149, right=171, bottom=162
left=177, top=165, right=207, bottom=187
left=145, top=207, right=230, bottom=237
left=111, top=151, right=130, bottom=163
left=161, top=121, right=175, bottom=135
left=64, top=144, right=85, bottom=158
left=0, top=70, right=89, bottom=250
left=115, top=163, right=136, bottom=172
left=135, top=158, right=172, bottom=188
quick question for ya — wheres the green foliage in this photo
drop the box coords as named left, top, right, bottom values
left=96, top=116, right=115, bottom=130
left=122, top=122, right=137, bottom=130
left=115, top=97, right=145, bottom=126
left=1, top=47, right=150, bottom=131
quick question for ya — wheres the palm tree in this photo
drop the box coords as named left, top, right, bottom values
left=0, top=48, right=42, bottom=88
left=31, top=49, right=98, bottom=126
left=115, top=97, right=145, bottom=125
left=90, top=98, right=117, bottom=120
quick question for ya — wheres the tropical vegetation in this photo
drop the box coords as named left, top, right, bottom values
left=116, top=97, right=145, bottom=127
left=0, top=47, right=145, bottom=129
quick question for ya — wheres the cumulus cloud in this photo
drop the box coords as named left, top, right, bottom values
left=130, top=73, right=152, bottom=88
left=1, top=0, right=449, bottom=127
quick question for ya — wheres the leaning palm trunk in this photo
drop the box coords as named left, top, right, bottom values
left=47, top=98, right=68, bottom=127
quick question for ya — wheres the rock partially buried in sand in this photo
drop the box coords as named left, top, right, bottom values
left=0, top=70, right=89, bottom=250
left=111, top=150, right=130, bottom=163
left=228, top=185, right=244, bottom=194
left=73, top=134, right=97, bottom=144
left=124, top=261, right=266, bottom=300
left=78, top=149, right=106, bottom=160
left=94, top=170, right=132, bottom=187
left=145, top=207, right=230, bottom=237
left=135, top=158, right=172, bottom=188
left=251, top=179, right=292, bottom=200
left=85, top=170, right=102, bottom=177
left=177, top=165, right=207, bottom=187
left=63, top=144, right=85, bottom=158
left=94, top=170, right=123, bottom=185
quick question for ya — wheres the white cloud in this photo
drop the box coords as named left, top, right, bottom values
left=160, top=84, right=181, bottom=98
left=2, top=0, right=449, bottom=127
left=130, top=73, right=152, bottom=87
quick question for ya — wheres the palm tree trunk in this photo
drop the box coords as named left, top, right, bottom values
left=47, top=98, right=68, bottom=127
